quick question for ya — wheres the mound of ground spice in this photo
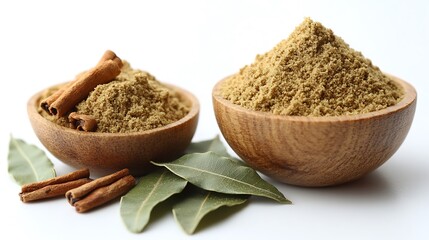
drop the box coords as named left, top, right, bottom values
left=221, top=18, right=403, bottom=116
left=40, top=61, right=189, bottom=133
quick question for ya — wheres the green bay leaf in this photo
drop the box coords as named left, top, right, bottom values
left=152, top=152, right=291, bottom=203
left=173, top=188, right=248, bottom=234
left=120, top=169, right=187, bottom=233
left=7, top=135, right=56, bottom=185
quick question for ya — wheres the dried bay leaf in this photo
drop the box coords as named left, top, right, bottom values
left=173, top=188, right=248, bottom=234
left=120, top=169, right=187, bottom=233
left=152, top=152, right=291, bottom=203
left=185, top=135, right=246, bottom=166
left=185, top=135, right=230, bottom=157
left=8, top=135, right=56, bottom=185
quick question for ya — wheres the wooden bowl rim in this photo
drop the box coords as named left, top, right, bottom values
left=28, top=82, right=200, bottom=137
left=212, top=74, right=417, bottom=123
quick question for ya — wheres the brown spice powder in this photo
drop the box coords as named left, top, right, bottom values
left=221, top=18, right=403, bottom=116
left=40, top=61, right=189, bottom=133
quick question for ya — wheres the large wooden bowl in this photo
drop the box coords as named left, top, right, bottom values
left=28, top=84, right=199, bottom=176
left=213, top=75, right=416, bottom=187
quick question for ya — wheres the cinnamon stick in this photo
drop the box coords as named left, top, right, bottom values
left=66, top=168, right=130, bottom=205
left=21, top=169, right=89, bottom=193
left=39, top=50, right=116, bottom=115
left=65, top=169, right=135, bottom=212
left=68, top=112, right=97, bottom=132
left=39, top=50, right=123, bottom=117
left=49, top=59, right=122, bottom=117
left=19, top=169, right=91, bottom=203
left=40, top=82, right=71, bottom=114
left=74, top=175, right=135, bottom=213
left=20, top=178, right=92, bottom=203
left=97, top=50, right=121, bottom=65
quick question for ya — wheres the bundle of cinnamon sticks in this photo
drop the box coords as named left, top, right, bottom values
left=40, top=50, right=123, bottom=132
left=20, top=168, right=135, bottom=213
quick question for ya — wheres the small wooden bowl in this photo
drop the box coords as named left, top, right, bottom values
left=213, top=75, right=416, bottom=187
left=28, top=84, right=199, bottom=176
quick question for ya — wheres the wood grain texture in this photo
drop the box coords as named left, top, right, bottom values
left=212, top=74, right=416, bottom=187
left=28, top=84, right=199, bottom=176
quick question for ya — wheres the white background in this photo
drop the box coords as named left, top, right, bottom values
left=1, top=0, right=428, bottom=239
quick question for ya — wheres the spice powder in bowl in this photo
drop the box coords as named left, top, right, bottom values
left=213, top=18, right=416, bottom=186
left=30, top=51, right=199, bottom=174
left=40, top=61, right=190, bottom=133
left=221, top=18, right=403, bottom=116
